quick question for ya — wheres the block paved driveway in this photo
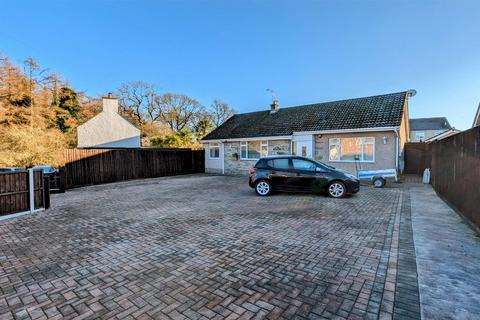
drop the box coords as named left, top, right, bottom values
left=0, top=175, right=419, bottom=320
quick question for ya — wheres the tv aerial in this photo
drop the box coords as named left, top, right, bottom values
left=266, top=88, right=278, bottom=102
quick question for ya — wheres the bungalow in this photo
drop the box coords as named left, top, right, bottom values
left=201, top=91, right=414, bottom=175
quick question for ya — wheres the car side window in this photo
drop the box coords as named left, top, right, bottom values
left=292, top=159, right=316, bottom=171
left=266, top=158, right=290, bottom=170
left=316, top=164, right=329, bottom=172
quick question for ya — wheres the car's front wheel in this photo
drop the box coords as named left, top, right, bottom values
left=255, top=180, right=272, bottom=196
left=328, top=181, right=346, bottom=198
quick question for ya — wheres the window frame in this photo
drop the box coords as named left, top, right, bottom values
left=208, top=143, right=220, bottom=159
left=261, top=140, right=268, bottom=157
left=240, top=141, right=268, bottom=160
left=415, top=131, right=425, bottom=141
left=328, top=137, right=375, bottom=163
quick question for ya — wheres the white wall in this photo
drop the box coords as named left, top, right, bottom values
left=77, top=98, right=141, bottom=148
left=204, top=143, right=223, bottom=174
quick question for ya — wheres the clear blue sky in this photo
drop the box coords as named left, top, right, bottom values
left=1, top=0, right=479, bottom=129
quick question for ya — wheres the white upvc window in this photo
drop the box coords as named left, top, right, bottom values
left=240, top=140, right=268, bottom=160
left=329, top=137, right=375, bottom=162
left=261, top=141, right=268, bottom=157
left=415, top=131, right=425, bottom=141
left=209, top=143, right=220, bottom=159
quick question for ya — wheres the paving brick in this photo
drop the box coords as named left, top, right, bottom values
left=0, top=175, right=414, bottom=319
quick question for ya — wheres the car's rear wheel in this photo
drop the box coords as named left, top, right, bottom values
left=255, top=180, right=272, bottom=196
left=328, top=181, right=346, bottom=198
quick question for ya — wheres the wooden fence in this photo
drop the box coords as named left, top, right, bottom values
left=404, top=142, right=431, bottom=174
left=0, top=170, right=50, bottom=216
left=64, top=148, right=205, bottom=189
left=429, top=126, right=480, bottom=230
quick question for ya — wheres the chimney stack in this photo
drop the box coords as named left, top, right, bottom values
left=270, top=100, right=279, bottom=113
left=102, top=92, right=119, bottom=113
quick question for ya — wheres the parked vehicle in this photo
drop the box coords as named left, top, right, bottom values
left=249, top=155, right=360, bottom=197
left=357, top=169, right=397, bottom=188
left=0, top=167, right=24, bottom=172
left=31, top=165, right=57, bottom=174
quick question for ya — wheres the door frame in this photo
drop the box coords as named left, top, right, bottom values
left=292, top=134, right=314, bottom=159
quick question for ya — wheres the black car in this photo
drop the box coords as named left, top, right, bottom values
left=249, top=155, right=360, bottom=198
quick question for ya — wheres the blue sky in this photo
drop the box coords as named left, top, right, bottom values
left=1, top=0, right=479, bottom=129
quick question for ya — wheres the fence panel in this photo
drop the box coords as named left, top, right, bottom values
left=404, top=142, right=431, bottom=174
left=64, top=148, right=205, bottom=189
left=430, top=126, right=480, bottom=230
left=0, top=170, right=49, bottom=216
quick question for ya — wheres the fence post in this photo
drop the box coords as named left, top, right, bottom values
left=43, top=176, right=51, bottom=209
left=28, top=168, right=34, bottom=213
left=58, top=167, right=66, bottom=192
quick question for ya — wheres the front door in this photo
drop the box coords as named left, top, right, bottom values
left=296, top=141, right=312, bottom=158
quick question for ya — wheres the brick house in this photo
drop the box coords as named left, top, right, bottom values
left=201, top=91, right=414, bottom=175
left=409, top=117, right=452, bottom=142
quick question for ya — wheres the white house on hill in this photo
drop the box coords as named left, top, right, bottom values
left=77, top=95, right=141, bottom=148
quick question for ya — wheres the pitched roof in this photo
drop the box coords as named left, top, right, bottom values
left=203, top=91, right=408, bottom=140
left=424, top=129, right=460, bottom=143
left=473, top=103, right=480, bottom=128
left=409, top=117, right=452, bottom=131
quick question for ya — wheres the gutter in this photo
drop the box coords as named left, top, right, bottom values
left=201, top=127, right=399, bottom=143
left=394, top=128, right=399, bottom=181
left=221, top=142, right=225, bottom=174
left=201, top=135, right=293, bottom=143
left=293, top=126, right=398, bottom=135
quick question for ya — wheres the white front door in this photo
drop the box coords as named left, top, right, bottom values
left=294, top=135, right=313, bottom=158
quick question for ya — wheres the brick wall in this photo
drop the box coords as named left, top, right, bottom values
left=314, top=131, right=397, bottom=173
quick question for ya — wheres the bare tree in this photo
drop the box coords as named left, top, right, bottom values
left=117, top=81, right=162, bottom=126
left=209, top=99, right=235, bottom=127
left=159, top=93, right=204, bottom=132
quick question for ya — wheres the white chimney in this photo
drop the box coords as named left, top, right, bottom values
left=270, top=100, right=279, bottom=113
left=102, top=93, right=118, bottom=113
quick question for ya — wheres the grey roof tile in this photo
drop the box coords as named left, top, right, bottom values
left=409, top=117, right=452, bottom=131
left=203, top=91, right=408, bottom=140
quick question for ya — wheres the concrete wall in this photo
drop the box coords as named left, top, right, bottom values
left=77, top=98, right=141, bottom=148
left=314, top=131, right=397, bottom=173
left=204, top=143, right=223, bottom=174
